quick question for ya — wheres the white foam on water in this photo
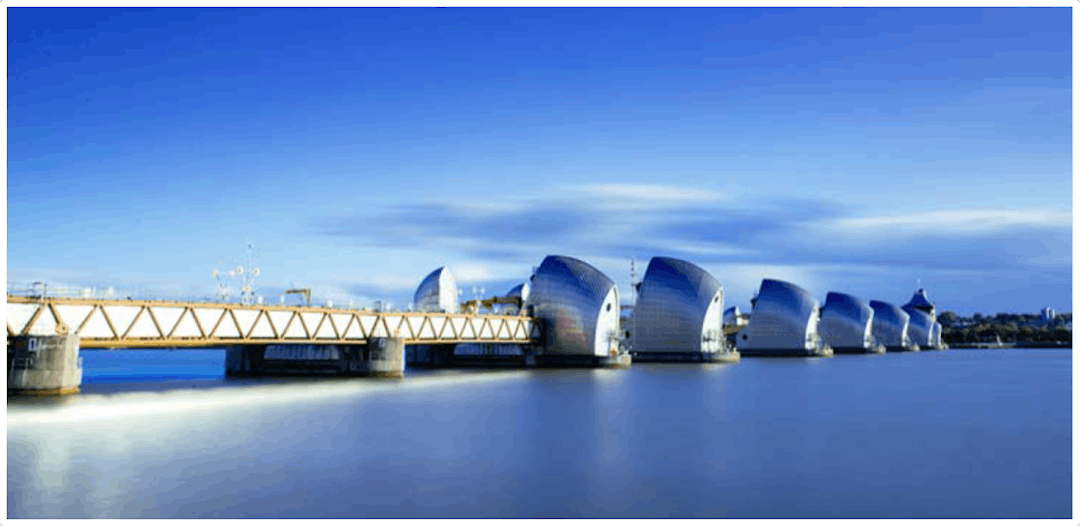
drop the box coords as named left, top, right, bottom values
left=9, top=371, right=534, bottom=518
left=8, top=371, right=529, bottom=429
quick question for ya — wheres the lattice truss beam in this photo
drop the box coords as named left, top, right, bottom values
left=6, top=296, right=539, bottom=348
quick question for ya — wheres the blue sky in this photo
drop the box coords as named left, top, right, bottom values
left=7, top=7, right=1072, bottom=316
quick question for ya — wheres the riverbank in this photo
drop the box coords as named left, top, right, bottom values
left=949, top=341, right=1071, bottom=349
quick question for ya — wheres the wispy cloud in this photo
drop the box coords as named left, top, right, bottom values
left=451, top=263, right=497, bottom=282
left=295, top=188, right=1077, bottom=313
left=569, top=183, right=724, bottom=204
left=313, top=194, right=1070, bottom=276
left=317, top=201, right=599, bottom=252
left=833, top=209, right=1072, bottom=235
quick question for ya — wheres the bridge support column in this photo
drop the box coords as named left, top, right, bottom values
left=225, top=345, right=265, bottom=377
left=349, top=338, right=405, bottom=377
left=8, top=333, right=83, bottom=396
left=406, top=344, right=456, bottom=368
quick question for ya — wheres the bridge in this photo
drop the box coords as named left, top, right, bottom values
left=6, top=295, right=539, bottom=348
left=5, top=255, right=716, bottom=393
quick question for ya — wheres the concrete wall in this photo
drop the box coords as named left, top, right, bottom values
left=8, top=333, right=82, bottom=394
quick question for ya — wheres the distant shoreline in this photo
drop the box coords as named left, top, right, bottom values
left=939, top=311, right=1071, bottom=349
left=948, top=342, right=1071, bottom=349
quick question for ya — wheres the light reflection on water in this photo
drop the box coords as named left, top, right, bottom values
left=7, top=349, right=1072, bottom=518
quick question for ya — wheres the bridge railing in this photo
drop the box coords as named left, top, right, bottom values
left=6, top=295, right=538, bottom=349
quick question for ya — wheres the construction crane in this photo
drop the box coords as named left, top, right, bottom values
left=285, top=288, right=311, bottom=307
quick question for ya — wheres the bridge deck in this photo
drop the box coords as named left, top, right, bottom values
left=6, top=296, right=538, bottom=349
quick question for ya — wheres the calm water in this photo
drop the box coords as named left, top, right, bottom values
left=8, top=348, right=1072, bottom=518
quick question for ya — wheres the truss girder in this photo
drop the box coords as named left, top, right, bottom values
left=6, top=296, right=537, bottom=349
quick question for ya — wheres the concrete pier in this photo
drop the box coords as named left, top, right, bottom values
left=885, top=345, right=921, bottom=353
left=355, top=338, right=405, bottom=377
left=528, top=351, right=633, bottom=368
left=225, top=338, right=405, bottom=378
left=832, top=344, right=887, bottom=355
left=739, top=346, right=834, bottom=358
left=8, top=333, right=83, bottom=396
left=631, top=350, right=740, bottom=363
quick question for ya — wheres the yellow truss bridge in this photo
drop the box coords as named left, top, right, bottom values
left=6, top=295, right=539, bottom=349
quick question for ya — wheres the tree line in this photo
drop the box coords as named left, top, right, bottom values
left=938, top=311, right=1072, bottom=345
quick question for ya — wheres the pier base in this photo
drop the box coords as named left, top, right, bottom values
left=631, top=351, right=740, bottom=363
left=833, top=345, right=887, bottom=355
left=885, top=345, right=921, bottom=353
left=225, top=338, right=405, bottom=378
left=8, top=333, right=83, bottom=396
left=528, top=351, right=632, bottom=368
left=406, top=344, right=635, bottom=369
left=739, top=346, right=834, bottom=357
left=354, top=338, right=405, bottom=377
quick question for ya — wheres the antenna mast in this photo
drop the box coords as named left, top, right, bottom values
left=212, top=268, right=229, bottom=302
left=629, top=257, right=638, bottom=352
left=238, top=243, right=260, bottom=306
left=212, top=243, right=260, bottom=305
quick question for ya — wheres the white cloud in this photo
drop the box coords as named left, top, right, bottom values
left=656, top=242, right=758, bottom=258
left=451, top=263, right=495, bottom=282
left=332, top=274, right=418, bottom=290
left=832, top=209, right=1072, bottom=235
left=565, top=184, right=724, bottom=209
left=445, top=201, right=530, bottom=216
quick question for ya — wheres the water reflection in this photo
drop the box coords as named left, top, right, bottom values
left=8, top=350, right=1072, bottom=518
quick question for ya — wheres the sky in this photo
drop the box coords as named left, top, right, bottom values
left=6, top=6, right=1073, bottom=316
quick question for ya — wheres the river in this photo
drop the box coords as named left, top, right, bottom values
left=7, top=347, right=1071, bottom=518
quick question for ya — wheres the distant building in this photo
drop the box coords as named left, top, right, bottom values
left=902, top=288, right=935, bottom=318
left=818, top=292, right=875, bottom=353
left=630, top=257, right=725, bottom=356
left=905, top=307, right=934, bottom=348
left=504, top=282, right=531, bottom=315
left=414, top=267, right=459, bottom=313
left=723, top=306, right=743, bottom=327
left=506, top=282, right=531, bottom=305
left=525, top=255, right=620, bottom=357
left=902, top=287, right=945, bottom=349
left=869, top=300, right=912, bottom=351
left=736, top=279, right=827, bottom=356
left=1041, top=307, right=1056, bottom=324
